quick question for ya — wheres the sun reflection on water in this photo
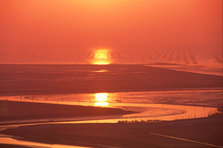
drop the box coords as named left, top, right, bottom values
left=94, top=93, right=109, bottom=107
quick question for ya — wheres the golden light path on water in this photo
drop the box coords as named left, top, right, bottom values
left=0, top=90, right=220, bottom=123
left=94, top=93, right=109, bottom=107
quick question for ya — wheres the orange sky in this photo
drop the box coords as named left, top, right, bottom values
left=0, top=0, right=222, bottom=64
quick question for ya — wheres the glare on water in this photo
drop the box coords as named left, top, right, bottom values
left=0, top=89, right=221, bottom=123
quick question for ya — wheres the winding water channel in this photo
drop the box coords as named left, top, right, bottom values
left=0, top=89, right=221, bottom=148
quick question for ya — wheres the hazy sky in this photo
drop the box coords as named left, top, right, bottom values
left=0, top=0, right=222, bottom=64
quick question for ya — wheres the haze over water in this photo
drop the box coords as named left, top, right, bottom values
left=0, top=0, right=222, bottom=68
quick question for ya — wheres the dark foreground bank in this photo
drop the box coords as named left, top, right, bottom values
left=2, top=114, right=223, bottom=148
left=0, top=144, right=31, bottom=148
left=0, top=101, right=133, bottom=122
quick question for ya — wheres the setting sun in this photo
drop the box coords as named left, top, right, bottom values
left=92, top=49, right=111, bottom=65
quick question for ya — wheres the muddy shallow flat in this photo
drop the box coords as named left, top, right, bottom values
left=2, top=114, right=223, bottom=148
left=0, top=64, right=222, bottom=96
left=0, top=100, right=133, bottom=122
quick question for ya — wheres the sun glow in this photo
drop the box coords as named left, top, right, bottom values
left=94, top=93, right=109, bottom=107
left=77, top=0, right=124, bottom=8
left=92, top=49, right=111, bottom=65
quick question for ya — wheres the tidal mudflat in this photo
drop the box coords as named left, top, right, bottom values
left=0, top=64, right=222, bottom=148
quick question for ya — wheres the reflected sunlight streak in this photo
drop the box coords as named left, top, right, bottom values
left=95, top=102, right=109, bottom=106
left=94, top=93, right=109, bottom=107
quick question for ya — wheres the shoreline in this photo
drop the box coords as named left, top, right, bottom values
left=0, top=96, right=222, bottom=147
left=0, top=100, right=134, bottom=123
left=0, top=99, right=220, bottom=126
left=1, top=114, right=223, bottom=148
